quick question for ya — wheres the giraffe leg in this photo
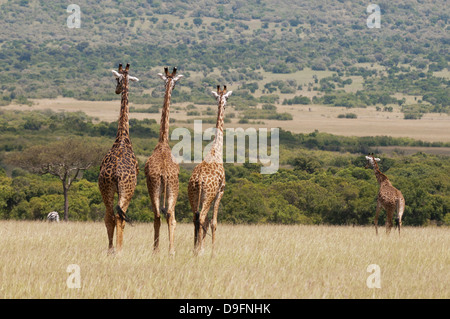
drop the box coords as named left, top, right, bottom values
left=211, top=185, right=225, bottom=255
left=195, top=196, right=214, bottom=256
left=374, top=202, right=381, bottom=236
left=202, top=215, right=210, bottom=240
left=115, top=179, right=136, bottom=253
left=193, top=210, right=199, bottom=248
left=166, top=178, right=179, bottom=256
left=116, top=198, right=131, bottom=253
left=188, top=180, right=200, bottom=249
left=148, top=179, right=162, bottom=253
left=189, top=178, right=210, bottom=245
left=386, top=209, right=394, bottom=235
left=115, top=213, right=126, bottom=252
left=104, top=203, right=115, bottom=254
left=100, top=185, right=116, bottom=254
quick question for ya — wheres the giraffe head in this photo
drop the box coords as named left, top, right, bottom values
left=157, top=67, right=184, bottom=90
left=365, top=153, right=381, bottom=169
left=211, top=85, right=232, bottom=108
left=112, top=63, right=139, bottom=94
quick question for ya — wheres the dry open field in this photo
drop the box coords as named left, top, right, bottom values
left=4, top=66, right=449, bottom=143
left=0, top=221, right=448, bottom=299
left=6, top=97, right=450, bottom=143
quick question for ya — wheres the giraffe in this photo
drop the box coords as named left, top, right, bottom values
left=98, top=63, right=139, bottom=254
left=188, top=85, right=232, bottom=256
left=144, top=67, right=183, bottom=255
left=365, top=153, right=405, bottom=235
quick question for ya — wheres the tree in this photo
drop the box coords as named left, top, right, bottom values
left=193, top=18, right=203, bottom=27
left=291, top=155, right=321, bottom=174
left=7, top=138, right=106, bottom=221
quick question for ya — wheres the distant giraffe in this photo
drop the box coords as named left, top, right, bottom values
left=98, top=63, right=139, bottom=254
left=365, top=153, right=405, bottom=235
left=145, top=67, right=183, bottom=255
left=188, top=85, right=232, bottom=255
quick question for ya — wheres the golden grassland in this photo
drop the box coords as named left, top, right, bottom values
left=0, top=220, right=448, bottom=299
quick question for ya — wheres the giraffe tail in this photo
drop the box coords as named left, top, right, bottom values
left=194, top=176, right=203, bottom=232
left=395, top=200, right=400, bottom=228
left=395, top=198, right=404, bottom=229
left=196, top=175, right=203, bottom=216
left=116, top=205, right=133, bottom=226
left=160, top=175, right=169, bottom=220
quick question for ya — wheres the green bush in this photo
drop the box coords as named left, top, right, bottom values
left=337, top=113, right=357, bottom=119
left=283, top=95, right=311, bottom=105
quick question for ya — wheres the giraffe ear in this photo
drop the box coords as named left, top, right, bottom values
left=173, top=74, right=184, bottom=82
left=157, top=73, right=167, bottom=81
left=211, top=91, right=220, bottom=99
left=375, top=158, right=381, bottom=162
left=223, top=91, right=233, bottom=99
left=128, top=75, right=139, bottom=82
left=112, top=70, right=121, bottom=79
left=365, top=156, right=370, bottom=160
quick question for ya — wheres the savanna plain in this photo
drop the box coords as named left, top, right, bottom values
left=0, top=221, right=448, bottom=299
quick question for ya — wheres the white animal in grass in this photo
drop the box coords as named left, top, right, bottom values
left=47, top=211, right=60, bottom=223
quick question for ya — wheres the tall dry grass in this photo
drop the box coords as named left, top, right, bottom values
left=0, top=221, right=448, bottom=299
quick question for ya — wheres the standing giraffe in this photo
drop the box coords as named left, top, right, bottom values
left=188, top=85, right=232, bottom=255
left=145, top=67, right=183, bottom=255
left=365, top=153, right=405, bottom=235
left=98, top=63, right=139, bottom=254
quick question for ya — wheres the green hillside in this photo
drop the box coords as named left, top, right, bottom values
left=0, top=0, right=448, bottom=113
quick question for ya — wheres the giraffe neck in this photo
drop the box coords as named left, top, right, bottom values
left=373, top=165, right=388, bottom=185
left=159, top=81, right=173, bottom=144
left=206, top=99, right=225, bottom=163
left=116, top=76, right=130, bottom=143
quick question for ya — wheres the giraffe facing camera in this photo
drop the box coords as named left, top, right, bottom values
left=188, top=85, right=232, bottom=256
left=111, top=63, right=139, bottom=95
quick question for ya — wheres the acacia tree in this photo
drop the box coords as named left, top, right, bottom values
left=8, top=138, right=106, bottom=221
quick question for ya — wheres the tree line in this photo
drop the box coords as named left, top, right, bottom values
left=0, top=110, right=448, bottom=227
